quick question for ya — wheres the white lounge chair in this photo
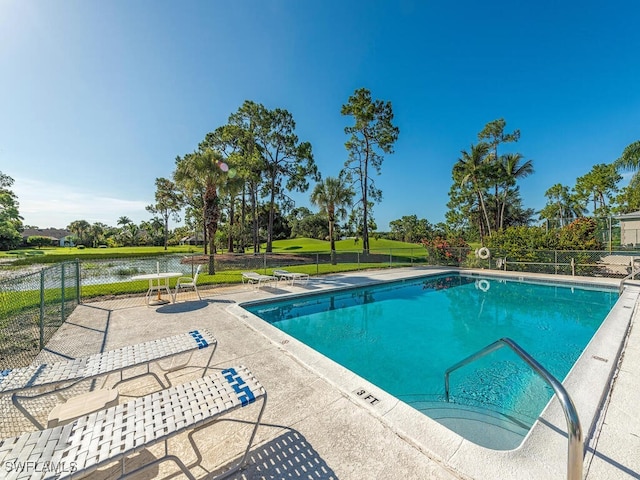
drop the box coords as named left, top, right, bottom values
left=173, top=264, right=202, bottom=302
left=0, top=365, right=266, bottom=480
left=241, top=271, right=277, bottom=289
left=273, top=269, right=310, bottom=285
left=1, top=329, right=217, bottom=429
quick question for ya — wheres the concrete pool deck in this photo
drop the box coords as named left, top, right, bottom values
left=4, top=267, right=639, bottom=479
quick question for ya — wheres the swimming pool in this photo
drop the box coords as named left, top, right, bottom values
left=244, top=273, right=619, bottom=449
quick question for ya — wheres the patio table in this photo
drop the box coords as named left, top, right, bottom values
left=131, top=272, right=182, bottom=305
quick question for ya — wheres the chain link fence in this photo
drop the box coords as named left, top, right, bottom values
left=0, top=261, right=80, bottom=368
left=422, top=246, right=640, bottom=279
left=463, top=249, right=640, bottom=278
left=75, top=249, right=433, bottom=299
left=2, top=247, right=640, bottom=367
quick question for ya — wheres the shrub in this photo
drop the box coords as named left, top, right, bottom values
left=27, top=235, right=56, bottom=248
left=557, top=217, right=602, bottom=250
left=485, top=219, right=604, bottom=269
left=421, top=236, right=470, bottom=265
left=486, top=226, right=556, bottom=258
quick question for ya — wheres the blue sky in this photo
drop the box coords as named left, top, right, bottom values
left=1, top=0, right=639, bottom=230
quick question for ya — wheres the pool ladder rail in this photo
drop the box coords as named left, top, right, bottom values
left=619, top=258, right=640, bottom=293
left=444, top=337, right=583, bottom=480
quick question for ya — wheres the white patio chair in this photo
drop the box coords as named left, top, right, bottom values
left=273, top=269, right=310, bottom=285
left=1, top=329, right=217, bottom=429
left=241, top=271, right=277, bottom=289
left=174, top=264, right=202, bottom=302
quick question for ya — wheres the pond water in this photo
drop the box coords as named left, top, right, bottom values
left=0, top=255, right=199, bottom=290
left=81, top=256, right=198, bottom=285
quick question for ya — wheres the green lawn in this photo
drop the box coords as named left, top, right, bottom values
left=1, top=238, right=431, bottom=319
left=30, top=245, right=203, bottom=256
left=3, top=245, right=205, bottom=265
left=264, top=237, right=423, bottom=252
left=4, top=238, right=422, bottom=259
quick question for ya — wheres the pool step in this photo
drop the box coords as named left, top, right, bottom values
left=408, top=400, right=531, bottom=450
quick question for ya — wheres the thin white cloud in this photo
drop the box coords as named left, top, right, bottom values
left=13, top=177, right=150, bottom=228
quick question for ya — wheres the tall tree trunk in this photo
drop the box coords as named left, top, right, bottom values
left=204, top=186, right=220, bottom=275
left=494, top=184, right=500, bottom=233
left=251, top=181, right=259, bottom=253
left=329, top=209, right=336, bottom=264
left=240, top=185, right=247, bottom=252
left=163, top=213, right=169, bottom=251
left=202, top=212, right=208, bottom=255
left=499, top=190, right=507, bottom=230
left=477, top=189, right=492, bottom=238
left=227, top=200, right=235, bottom=253
left=266, top=177, right=276, bottom=253
left=362, top=158, right=370, bottom=254
left=477, top=213, right=485, bottom=244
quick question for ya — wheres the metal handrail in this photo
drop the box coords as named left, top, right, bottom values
left=619, top=259, right=640, bottom=293
left=444, top=337, right=583, bottom=480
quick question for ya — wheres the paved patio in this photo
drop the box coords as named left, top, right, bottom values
left=2, top=267, right=639, bottom=479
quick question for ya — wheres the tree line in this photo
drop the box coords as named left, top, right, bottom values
left=443, top=119, right=637, bottom=245
left=385, top=121, right=639, bottom=246
left=1, top=104, right=638, bottom=254
left=147, top=88, right=398, bottom=272
left=0, top=88, right=401, bottom=265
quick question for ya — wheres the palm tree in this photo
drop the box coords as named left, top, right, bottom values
left=311, top=176, right=354, bottom=263
left=115, top=217, right=136, bottom=246
left=89, top=222, right=107, bottom=247
left=117, top=216, right=132, bottom=227
left=498, top=153, right=534, bottom=229
left=453, top=143, right=492, bottom=239
left=174, top=149, right=228, bottom=274
left=615, top=140, right=640, bottom=172
left=174, top=153, right=206, bottom=251
left=122, top=223, right=139, bottom=246
left=217, top=158, right=243, bottom=253
left=67, top=220, right=90, bottom=245
left=139, top=218, right=164, bottom=246
left=615, top=140, right=640, bottom=210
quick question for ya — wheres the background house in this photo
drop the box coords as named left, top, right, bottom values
left=179, top=233, right=205, bottom=246
left=616, top=211, right=640, bottom=247
left=21, top=228, right=75, bottom=247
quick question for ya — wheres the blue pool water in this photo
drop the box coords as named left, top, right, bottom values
left=244, top=274, right=618, bottom=446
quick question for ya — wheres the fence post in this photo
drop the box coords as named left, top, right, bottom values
left=357, top=252, right=360, bottom=269
left=411, top=248, right=414, bottom=265
left=61, top=262, right=65, bottom=326
left=555, top=250, right=558, bottom=275
left=389, top=249, right=392, bottom=268
left=263, top=252, right=267, bottom=273
left=316, top=253, right=319, bottom=274
left=75, top=259, right=81, bottom=304
left=39, top=269, right=45, bottom=351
